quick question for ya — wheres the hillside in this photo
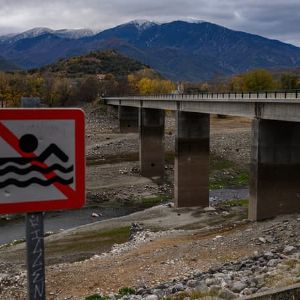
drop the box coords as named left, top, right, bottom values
left=1, top=20, right=300, bottom=80
left=37, top=49, right=154, bottom=78
left=0, top=55, right=19, bottom=71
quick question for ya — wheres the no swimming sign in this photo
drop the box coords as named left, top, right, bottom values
left=0, top=109, right=85, bottom=213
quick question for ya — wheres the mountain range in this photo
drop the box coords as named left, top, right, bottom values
left=1, top=20, right=300, bottom=81
left=0, top=55, right=19, bottom=71
left=0, top=27, right=95, bottom=42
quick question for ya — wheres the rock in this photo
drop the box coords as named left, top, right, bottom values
left=0, top=273, right=7, bottom=282
left=143, top=295, right=158, bottom=300
left=129, top=296, right=142, bottom=300
left=186, top=279, right=198, bottom=288
left=263, top=251, right=274, bottom=259
left=249, top=287, right=258, bottom=294
left=209, top=285, right=221, bottom=294
left=152, top=289, right=165, bottom=298
left=265, top=236, right=275, bottom=243
left=222, top=211, right=230, bottom=216
left=205, top=278, right=218, bottom=286
left=240, top=288, right=252, bottom=296
left=267, top=259, right=280, bottom=267
left=253, top=275, right=265, bottom=288
left=155, top=283, right=168, bottom=290
left=91, top=212, right=101, bottom=218
left=231, top=281, right=247, bottom=293
left=214, top=273, right=228, bottom=280
left=218, top=288, right=237, bottom=299
left=171, top=283, right=185, bottom=293
left=204, top=206, right=216, bottom=212
left=130, top=223, right=144, bottom=240
left=257, top=287, right=269, bottom=293
left=136, top=288, right=146, bottom=295
left=283, top=245, right=296, bottom=254
left=194, top=282, right=209, bottom=292
left=258, top=237, right=266, bottom=243
left=108, top=293, right=116, bottom=299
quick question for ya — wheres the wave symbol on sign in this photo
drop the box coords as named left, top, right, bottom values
left=0, top=134, right=74, bottom=188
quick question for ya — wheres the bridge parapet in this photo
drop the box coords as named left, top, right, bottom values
left=104, top=91, right=300, bottom=122
left=105, top=90, right=300, bottom=102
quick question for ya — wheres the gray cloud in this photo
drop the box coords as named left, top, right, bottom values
left=0, top=0, right=299, bottom=46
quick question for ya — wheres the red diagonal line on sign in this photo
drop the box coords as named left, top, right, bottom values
left=0, top=122, right=76, bottom=199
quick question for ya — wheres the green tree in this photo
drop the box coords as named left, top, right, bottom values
left=242, top=69, right=275, bottom=91
left=280, top=73, right=299, bottom=90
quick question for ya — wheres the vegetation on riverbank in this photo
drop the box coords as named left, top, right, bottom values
left=210, top=155, right=249, bottom=189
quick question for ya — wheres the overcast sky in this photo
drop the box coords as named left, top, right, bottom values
left=0, top=0, right=299, bottom=46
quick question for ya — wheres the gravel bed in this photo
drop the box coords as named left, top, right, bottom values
left=99, top=217, right=300, bottom=300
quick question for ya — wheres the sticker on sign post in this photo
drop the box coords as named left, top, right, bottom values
left=0, top=109, right=85, bottom=214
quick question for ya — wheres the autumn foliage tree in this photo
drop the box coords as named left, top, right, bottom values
left=280, top=73, right=300, bottom=90
left=230, top=69, right=275, bottom=92
left=0, top=73, right=10, bottom=106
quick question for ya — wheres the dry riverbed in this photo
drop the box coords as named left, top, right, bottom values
left=2, top=102, right=297, bottom=300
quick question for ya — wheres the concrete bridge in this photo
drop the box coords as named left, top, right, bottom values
left=104, top=91, right=300, bottom=221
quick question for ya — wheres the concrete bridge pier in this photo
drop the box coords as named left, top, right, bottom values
left=118, top=106, right=139, bottom=133
left=249, top=119, right=300, bottom=220
left=175, top=111, right=210, bottom=207
left=139, top=108, right=165, bottom=179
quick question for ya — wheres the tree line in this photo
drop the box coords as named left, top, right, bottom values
left=0, top=69, right=176, bottom=107
left=184, top=69, right=300, bottom=94
left=0, top=68, right=299, bottom=107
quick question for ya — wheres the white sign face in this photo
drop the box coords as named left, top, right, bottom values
left=0, top=120, right=75, bottom=203
left=0, top=109, right=85, bottom=214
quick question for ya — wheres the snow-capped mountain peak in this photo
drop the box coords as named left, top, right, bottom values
left=0, top=27, right=95, bottom=43
left=54, top=28, right=95, bottom=39
left=14, top=27, right=54, bottom=40
left=177, top=18, right=205, bottom=24
left=126, top=19, right=158, bottom=30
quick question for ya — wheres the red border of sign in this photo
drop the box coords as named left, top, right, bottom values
left=0, top=109, right=85, bottom=214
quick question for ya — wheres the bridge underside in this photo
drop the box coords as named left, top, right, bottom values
left=109, top=102, right=300, bottom=221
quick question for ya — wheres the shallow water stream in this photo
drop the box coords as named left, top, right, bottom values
left=0, top=188, right=249, bottom=245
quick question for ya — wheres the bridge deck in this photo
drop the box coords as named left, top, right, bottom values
left=104, top=91, right=300, bottom=122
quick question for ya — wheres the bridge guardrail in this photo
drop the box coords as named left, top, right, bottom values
left=104, top=90, right=300, bottom=102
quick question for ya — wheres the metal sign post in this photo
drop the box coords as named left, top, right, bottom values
left=22, top=100, right=45, bottom=300
left=26, top=212, right=46, bottom=299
